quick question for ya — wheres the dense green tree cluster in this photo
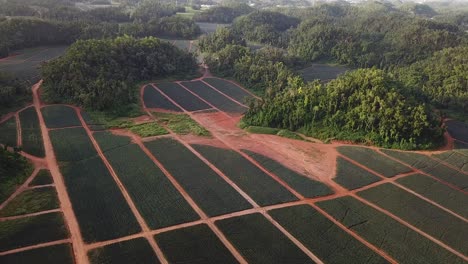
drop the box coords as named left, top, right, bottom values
left=198, top=27, right=245, bottom=53
left=42, top=36, right=197, bottom=110
left=0, top=72, right=28, bottom=108
left=131, top=0, right=181, bottom=22
left=194, top=3, right=253, bottom=23
left=121, top=16, right=201, bottom=39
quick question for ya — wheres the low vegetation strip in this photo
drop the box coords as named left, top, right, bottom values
left=0, top=212, right=69, bottom=252
left=358, top=183, right=468, bottom=255
left=215, top=213, right=314, bottom=264
left=29, top=169, right=53, bottom=186
left=242, top=150, right=333, bottom=198
left=128, top=122, right=168, bottom=137
left=99, top=142, right=200, bottom=229
left=181, top=81, right=248, bottom=113
left=396, top=174, right=468, bottom=218
left=203, top=78, right=253, bottom=104
left=333, top=157, right=381, bottom=190
left=19, top=107, right=44, bottom=157
left=60, top=156, right=141, bottom=243
left=432, top=151, right=468, bottom=172
left=269, top=205, right=388, bottom=264
left=156, top=82, right=211, bottom=111
left=156, top=224, right=238, bottom=264
left=446, top=120, right=468, bottom=143
left=0, top=243, right=74, bottom=264
left=0, top=149, right=33, bottom=204
left=192, top=144, right=298, bottom=206
left=0, top=117, right=17, bottom=147
left=41, top=105, right=81, bottom=129
left=143, top=85, right=182, bottom=112
left=49, top=127, right=96, bottom=162
left=0, top=187, right=59, bottom=217
left=317, top=196, right=466, bottom=264
left=337, top=146, right=412, bottom=177
left=88, top=238, right=160, bottom=264
left=144, top=139, right=253, bottom=216
left=152, top=112, right=210, bottom=136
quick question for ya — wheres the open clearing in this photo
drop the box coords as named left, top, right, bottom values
left=299, top=63, right=349, bottom=82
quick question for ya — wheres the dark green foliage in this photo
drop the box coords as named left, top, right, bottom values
left=0, top=187, right=59, bottom=217
left=128, top=122, right=168, bottom=137
left=203, top=78, right=253, bottom=104
left=215, top=213, right=313, bottom=264
left=144, top=139, right=252, bottom=216
left=0, top=72, right=29, bottom=110
left=242, top=149, right=333, bottom=198
left=0, top=212, right=69, bottom=252
left=121, top=16, right=201, bottom=39
left=192, top=144, right=298, bottom=206
left=156, top=82, right=211, bottom=111
left=41, top=105, right=81, bottom=129
left=131, top=0, right=179, bottom=22
left=93, top=131, right=131, bottom=153
left=446, top=120, right=468, bottom=143
left=198, top=27, right=246, bottom=54
left=0, top=243, right=74, bottom=264
left=88, top=238, right=160, bottom=264
left=0, top=117, right=17, bottom=148
left=337, top=146, right=413, bottom=177
left=397, top=174, right=468, bottom=218
left=19, top=107, right=44, bottom=157
left=143, top=85, right=182, bottom=111
left=30, top=169, right=53, bottom=186
left=194, top=4, right=253, bottom=23
left=156, top=224, right=238, bottom=264
left=49, top=127, right=96, bottom=162
left=333, top=157, right=381, bottom=190
left=358, top=183, right=468, bottom=254
left=0, top=149, right=33, bottom=204
left=318, top=196, right=466, bottom=264
left=269, top=205, right=388, bottom=264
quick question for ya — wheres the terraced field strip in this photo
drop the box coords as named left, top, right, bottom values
left=333, top=156, right=382, bottom=190
left=203, top=77, right=257, bottom=103
left=18, top=106, right=45, bottom=157
left=41, top=105, right=81, bottom=129
left=88, top=238, right=160, bottom=264
left=142, top=85, right=182, bottom=112
left=0, top=242, right=74, bottom=264
left=0, top=116, right=17, bottom=147
left=153, top=83, right=211, bottom=112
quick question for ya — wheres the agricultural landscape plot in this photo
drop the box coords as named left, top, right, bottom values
left=0, top=243, right=74, bottom=264
left=433, top=151, right=468, bottom=172
left=0, top=116, right=17, bottom=147
left=49, top=127, right=97, bottom=162
left=142, top=85, right=182, bottom=112
left=446, top=120, right=468, bottom=143
left=88, top=238, right=160, bottom=264
left=0, top=187, right=59, bottom=217
left=203, top=78, right=254, bottom=104
left=155, top=82, right=211, bottom=111
left=333, top=157, right=381, bottom=190
left=41, top=105, right=81, bottom=129
left=29, top=169, right=53, bottom=186
left=19, top=107, right=44, bottom=157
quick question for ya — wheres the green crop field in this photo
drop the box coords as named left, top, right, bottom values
left=0, top=212, right=68, bottom=252
left=29, top=169, right=53, bottom=186
left=358, top=183, right=468, bottom=254
left=80, top=111, right=106, bottom=131
left=41, top=105, right=81, bottom=129
left=0, top=153, right=33, bottom=204
left=432, top=151, right=468, bottom=172
left=156, top=82, right=211, bottom=111
left=144, top=139, right=253, bottom=216
left=337, top=146, right=412, bottom=177
left=152, top=112, right=210, bottom=136
left=216, top=213, right=314, bottom=264
left=143, top=85, right=182, bottom=112
left=99, top=141, right=200, bottom=229
left=93, top=131, right=132, bottom=152
left=88, top=238, right=160, bottom=264
left=333, top=157, right=381, bottom=190
left=0, top=243, right=74, bottom=264
left=0, top=117, right=17, bottom=147
left=203, top=78, right=253, bottom=104
left=242, top=149, right=333, bottom=198
left=317, top=196, right=466, bottom=264
left=49, top=127, right=96, bottom=162
left=19, top=107, right=44, bottom=157
left=156, top=224, right=238, bottom=264
left=446, top=120, right=468, bottom=143
left=0, top=187, right=59, bottom=217
left=193, top=144, right=298, bottom=206
left=397, top=174, right=468, bottom=218
left=269, top=205, right=388, bottom=263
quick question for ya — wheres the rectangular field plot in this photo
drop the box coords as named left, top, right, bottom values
left=358, top=183, right=468, bottom=255
left=144, top=139, right=252, bottom=216
left=433, top=151, right=468, bottom=172
left=215, top=213, right=314, bottom=264
left=337, top=146, right=412, bottom=177
left=143, top=85, right=182, bottom=112
left=19, top=107, right=44, bottom=157
left=0, top=243, right=74, bottom=264
left=181, top=81, right=248, bottom=113
left=242, top=149, right=333, bottom=198
left=203, top=78, right=253, bottom=104
left=156, top=224, right=238, bottom=264
left=0, top=116, right=17, bottom=147
left=61, top=156, right=141, bottom=243
left=0, top=212, right=68, bottom=252
left=397, top=174, right=468, bottom=218
left=155, top=82, right=211, bottom=111
left=192, top=144, right=298, bottom=206
left=99, top=142, right=200, bottom=229
left=80, top=111, right=106, bottom=131
left=29, top=169, right=53, bottom=186
left=0, top=187, right=59, bottom=217
left=41, top=105, right=81, bottom=128
left=317, top=196, right=466, bottom=264
left=93, top=131, right=132, bottom=152
left=50, top=127, right=96, bottom=162
left=88, top=238, right=160, bottom=264
left=446, top=120, right=468, bottom=142
left=333, top=157, right=381, bottom=190
left=269, top=205, right=388, bottom=264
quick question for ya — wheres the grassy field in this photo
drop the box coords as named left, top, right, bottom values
left=397, top=174, right=468, bottom=218
left=49, top=127, right=96, bottom=162
left=269, top=205, right=388, bottom=264
left=299, top=63, right=349, bottom=82
left=29, top=169, right=53, bottom=186
left=333, top=157, right=381, bottom=190
left=152, top=112, right=210, bottom=136
left=145, top=139, right=253, bottom=216
left=19, top=107, right=44, bottom=157
left=193, top=144, right=298, bottom=206
left=0, top=117, right=17, bottom=147
left=0, top=187, right=59, bottom=217
left=203, top=78, right=253, bottom=104
left=156, top=82, right=211, bottom=111
left=88, top=238, right=160, bottom=264
left=216, top=213, right=313, bottom=264
left=242, top=149, right=333, bottom=198
left=181, top=81, right=248, bottom=113
left=0, top=243, right=74, bottom=264
left=156, top=224, right=238, bottom=264
left=143, top=85, right=182, bottom=111
left=41, top=105, right=81, bottom=129
left=0, top=212, right=68, bottom=252
left=128, top=122, right=168, bottom=137
left=432, top=151, right=468, bottom=172
left=338, top=146, right=412, bottom=177
left=0, top=151, right=33, bottom=204
left=317, top=196, right=466, bottom=264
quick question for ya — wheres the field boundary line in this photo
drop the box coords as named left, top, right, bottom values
left=0, top=209, right=61, bottom=222
left=208, top=77, right=260, bottom=99
left=27, top=184, right=56, bottom=190
left=0, top=239, right=71, bottom=256
left=150, top=84, right=191, bottom=112
left=200, top=79, right=249, bottom=108
left=15, top=112, right=21, bottom=147
left=428, top=154, right=468, bottom=177
left=48, top=125, right=83, bottom=131
left=0, top=168, right=39, bottom=211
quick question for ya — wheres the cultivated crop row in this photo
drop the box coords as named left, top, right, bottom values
left=0, top=117, right=17, bottom=147
left=41, top=105, right=81, bottom=129
left=156, top=82, right=211, bottom=111
left=143, top=85, right=182, bottom=112
left=19, top=107, right=44, bottom=157
left=333, top=157, right=381, bottom=190
left=203, top=78, right=253, bottom=104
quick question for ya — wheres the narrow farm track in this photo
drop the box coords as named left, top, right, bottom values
left=27, top=183, right=56, bottom=190
left=32, top=81, right=88, bottom=264
left=15, top=112, right=21, bottom=147
left=200, top=79, right=249, bottom=107
left=0, top=209, right=61, bottom=222
left=0, top=168, right=39, bottom=211
left=0, top=239, right=71, bottom=256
